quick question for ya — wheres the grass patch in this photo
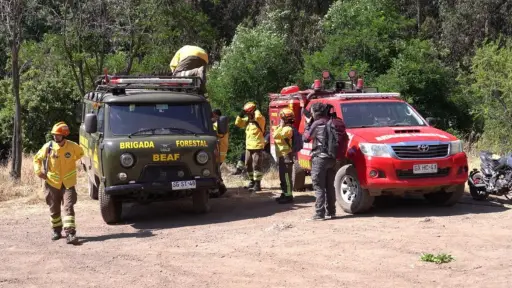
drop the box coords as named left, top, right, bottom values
left=420, top=253, right=454, bottom=264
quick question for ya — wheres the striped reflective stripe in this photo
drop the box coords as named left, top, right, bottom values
left=63, top=170, right=77, bottom=180
left=47, top=172, right=60, bottom=180
left=254, top=171, right=263, bottom=181
left=63, top=216, right=76, bottom=228
left=51, top=216, right=62, bottom=228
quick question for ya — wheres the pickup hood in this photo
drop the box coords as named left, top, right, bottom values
left=348, top=126, right=458, bottom=144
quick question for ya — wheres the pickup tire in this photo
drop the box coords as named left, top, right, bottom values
left=424, top=184, right=465, bottom=206
left=193, top=189, right=211, bottom=214
left=88, top=176, right=99, bottom=200
left=334, top=164, right=374, bottom=214
left=292, top=161, right=306, bottom=191
left=99, top=182, right=122, bottom=224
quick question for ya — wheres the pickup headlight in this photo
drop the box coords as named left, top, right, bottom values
left=120, top=153, right=135, bottom=168
left=196, top=150, right=209, bottom=165
left=449, top=140, right=463, bottom=155
left=359, top=143, right=393, bottom=158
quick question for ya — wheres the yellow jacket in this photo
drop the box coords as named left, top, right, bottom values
left=213, top=122, right=229, bottom=163
left=33, top=140, right=84, bottom=190
left=272, top=125, right=293, bottom=157
left=235, top=110, right=266, bottom=150
left=169, top=45, right=209, bottom=72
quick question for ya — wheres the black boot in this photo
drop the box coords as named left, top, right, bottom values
left=244, top=180, right=255, bottom=189
left=249, top=181, right=261, bottom=192
left=66, top=230, right=78, bottom=245
left=51, top=229, right=62, bottom=241
left=275, top=193, right=285, bottom=202
left=278, top=195, right=294, bottom=204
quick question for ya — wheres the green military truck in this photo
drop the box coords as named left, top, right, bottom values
left=78, top=75, right=223, bottom=224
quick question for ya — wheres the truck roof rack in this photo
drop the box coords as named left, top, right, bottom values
left=94, top=74, right=203, bottom=95
left=333, top=92, right=401, bottom=99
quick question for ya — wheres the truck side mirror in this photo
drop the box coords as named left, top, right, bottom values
left=84, top=113, right=98, bottom=133
left=425, top=117, right=438, bottom=126
left=216, top=115, right=229, bottom=135
left=75, top=103, right=83, bottom=123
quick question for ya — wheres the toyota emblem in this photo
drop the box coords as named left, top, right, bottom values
left=417, top=144, right=430, bottom=152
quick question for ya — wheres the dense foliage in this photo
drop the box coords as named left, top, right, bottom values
left=2, top=0, right=512, bottom=161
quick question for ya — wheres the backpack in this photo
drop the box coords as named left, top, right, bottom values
left=330, top=117, right=348, bottom=159
left=285, top=126, right=303, bottom=154
left=323, top=119, right=339, bottom=159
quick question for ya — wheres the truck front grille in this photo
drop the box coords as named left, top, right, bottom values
left=396, top=167, right=450, bottom=179
left=391, top=144, right=449, bottom=159
left=138, top=165, right=191, bottom=183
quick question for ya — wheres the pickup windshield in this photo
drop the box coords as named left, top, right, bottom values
left=340, top=101, right=427, bottom=128
left=109, top=103, right=210, bottom=135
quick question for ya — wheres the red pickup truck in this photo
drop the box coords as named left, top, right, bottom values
left=268, top=72, right=468, bottom=213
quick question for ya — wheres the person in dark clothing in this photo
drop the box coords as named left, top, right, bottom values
left=303, top=102, right=337, bottom=221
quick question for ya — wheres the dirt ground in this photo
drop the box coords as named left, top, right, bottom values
left=1, top=182, right=512, bottom=288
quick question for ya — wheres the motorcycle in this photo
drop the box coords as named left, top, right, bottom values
left=467, top=151, right=512, bottom=201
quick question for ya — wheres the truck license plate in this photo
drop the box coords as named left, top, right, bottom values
left=171, top=180, right=196, bottom=190
left=413, top=164, right=438, bottom=174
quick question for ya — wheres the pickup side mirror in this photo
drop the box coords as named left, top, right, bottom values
left=425, top=117, right=438, bottom=126
left=216, top=115, right=229, bottom=135
left=84, top=113, right=98, bottom=134
left=75, top=103, right=83, bottom=124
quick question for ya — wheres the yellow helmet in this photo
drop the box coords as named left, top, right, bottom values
left=51, top=121, right=70, bottom=136
left=243, top=102, right=257, bottom=113
left=279, top=108, right=295, bottom=122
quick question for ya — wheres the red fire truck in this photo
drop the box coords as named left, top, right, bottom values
left=268, top=71, right=468, bottom=214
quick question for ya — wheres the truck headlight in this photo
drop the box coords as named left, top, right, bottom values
left=196, top=151, right=209, bottom=165
left=359, top=143, right=392, bottom=158
left=449, top=140, right=463, bottom=155
left=120, top=153, right=135, bottom=168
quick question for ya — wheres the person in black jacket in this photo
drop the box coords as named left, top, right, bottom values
left=303, top=102, right=337, bottom=221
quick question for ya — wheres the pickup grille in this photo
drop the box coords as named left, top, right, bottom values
left=391, top=144, right=449, bottom=159
left=396, top=167, right=451, bottom=179
left=138, top=165, right=191, bottom=183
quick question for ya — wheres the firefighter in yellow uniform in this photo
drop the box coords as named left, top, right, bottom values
left=170, top=45, right=209, bottom=94
left=212, top=108, right=228, bottom=197
left=33, top=122, right=84, bottom=244
left=273, top=108, right=295, bottom=204
left=235, top=102, right=266, bottom=192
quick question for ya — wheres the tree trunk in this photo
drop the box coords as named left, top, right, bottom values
left=10, top=31, right=22, bottom=180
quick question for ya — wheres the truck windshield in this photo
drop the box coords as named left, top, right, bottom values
left=340, top=101, right=427, bottom=128
left=109, top=103, right=210, bottom=135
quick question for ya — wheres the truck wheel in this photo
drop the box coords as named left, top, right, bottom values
left=292, top=161, right=306, bottom=191
left=88, top=176, right=99, bottom=200
left=424, top=184, right=465, bottom=206
left=193, top=189, right=211, bottom=214
left=334, top=164, right=374, bottom=214
left=99, top=182, right=122, bottom=224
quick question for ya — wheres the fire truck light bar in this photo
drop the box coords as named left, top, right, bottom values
left=334, top=93, right=400, bottom=99
left=109, top=78, right=194, bottom=85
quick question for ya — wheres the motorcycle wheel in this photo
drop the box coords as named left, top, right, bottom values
left=468, top=172, right=489, bottom=201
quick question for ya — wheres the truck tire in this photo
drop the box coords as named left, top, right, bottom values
left=193, top=189, right=211, bottom=214
left=88, top=176, right=99, bottom=200
left=334, top=164, right=374, bottom=214
left=424, top=184, right=465, bottom=206
left=99, top=182, right=122, bottom=224
left=292, top=161, right=306, bottom=191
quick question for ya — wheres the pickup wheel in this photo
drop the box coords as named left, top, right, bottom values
left=193, top=189, right=211, bottom=214
left=99, top=182, right=122, bottom=224
left=292, top=161, right=306, bottom=191
left=334, top=164, right=374, bottom=214
left=424, top=184, right=465, bottom=206
left=88, top=176, right=99, bottom=200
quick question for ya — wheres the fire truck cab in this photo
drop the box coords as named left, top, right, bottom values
left=268, top=71, right=468, bottom=214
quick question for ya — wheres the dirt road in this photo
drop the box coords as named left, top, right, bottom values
left=1, top=187, right=511, bottom=288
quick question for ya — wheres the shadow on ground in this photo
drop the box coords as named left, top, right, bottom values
left=339, top=193, right=511, bottom=219
left=78, top=230, right=154, bottom=244
left=120, top=188, right=315, bottom=230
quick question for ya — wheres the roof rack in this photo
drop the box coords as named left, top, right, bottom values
left=94, top=74, right=203, bottom=95
left=333, top=92, right=400, bottom=99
